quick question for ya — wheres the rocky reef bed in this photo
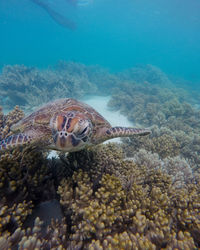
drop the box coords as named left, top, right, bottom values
left=0, top=63, right=200, bottom=248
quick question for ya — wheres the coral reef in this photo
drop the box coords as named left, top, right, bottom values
left=0, top=63, right=97, bottom=111
left=108, top=78, right=200, bottom=167
left=108, top=82, right=195, bottom=129
left=151, top=134, right=180, bottom=158
left=118, top=64, right=173, bottom=86
left=0, top=137, right=200, bottom=249
left=57, top=61, right=119, bottom=94
left=0, top=106, right=56, bottom=205
left=130, top=148, right=193, bottom=188
left=0, top=200, right=33, bottom=236
left=122, top=123, right=200, bottom=168
left=56, top=144, right=200, bottom=249
left=0, top=105, right=24, bottom=140
left=0, top=107, right=60, bottom=244
left=0, top=63, right=200, bottom=249
left=0, top=147, right=56, bottom=204
left=0, top=216, right=67, bottom=249
left=121, top=126, right=180, bottom=159
left=0, top=62, right=120, bottom=111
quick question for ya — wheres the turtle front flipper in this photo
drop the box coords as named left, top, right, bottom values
left=0, top=134, right=32, bottom=151
left=94, top=126, right=151, bottom=144
left=107, top=127, right=151, bottom=138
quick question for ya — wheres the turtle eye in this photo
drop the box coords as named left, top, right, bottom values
left=79, top=127, right=87, bottom=135
left=73, top=118, right=92, bottom=140
left=76, top=126, right=89, bottom=138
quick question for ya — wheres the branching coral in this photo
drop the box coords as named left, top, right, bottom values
left=121, top=126, right=180, bottom=159
left=129, top=148, right=162, bottom=170
left=57, top=61, right=119, bottom=94
left=0, top=63, right=97, bottom=110
left=0, top=146, right=56, bottom=206
left=0, top=217, right=67, bottom=249
left=151, top=134, right=180, bottom=158
left=108, top=81, right=197, bottom=130
left=0, top=105, right=24, bottom=140
left=0, top=63, right=200, bottom=248
left=0, top=200, right=33, bottom=237
left=122, top=123, right=200, bottom=169
left=0, top=139, right=199, bottom=248
left=58, top=171, right=198, bottom=248
left=0, top=62, right=122, bottom=111
left=118, top=64, right=173, bottom=86
left=109, top=73, right=200, bottom=167
left=0, top=107, right=61, bottom=245
left=128, top=147, right=194, bottom=188
left=163, top=156, right=193, bottom=188
left=56, top=144, right=200, bottom=248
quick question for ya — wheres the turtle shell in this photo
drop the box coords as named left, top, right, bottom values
left=11, top=98, right=111, bottom=135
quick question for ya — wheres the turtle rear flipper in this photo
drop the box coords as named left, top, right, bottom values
left=0, top=134, right=32, bottom=151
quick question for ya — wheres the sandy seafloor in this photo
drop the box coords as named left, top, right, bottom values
left=83, top=96, right=133, bottom=129
left=47, top=95, right=133, bottom=158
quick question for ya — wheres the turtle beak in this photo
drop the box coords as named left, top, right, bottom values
left=53, top=130, right=81, bottom=151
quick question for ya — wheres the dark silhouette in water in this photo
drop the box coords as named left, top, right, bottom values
left=31, top=0, right=76, bottom=30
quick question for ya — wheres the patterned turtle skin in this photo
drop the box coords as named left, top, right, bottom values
left=0, top=98, right=150, bottom=152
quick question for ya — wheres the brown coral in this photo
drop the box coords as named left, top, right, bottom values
left=0, top=216, right=67, bottom=249
left=0, top=141, right=199, bottom=248
left=0, top=105, right=24, bottom=140
left=0, top=92, right=200, bottom=249
left=0, top=200, right=33, bottom=237
left=56, top=144, right=200, bottom=248
left=151, top=134, right=180, bottom=158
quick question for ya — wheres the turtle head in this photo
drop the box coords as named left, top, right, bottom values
left=50, top=112, right=93, bottom=152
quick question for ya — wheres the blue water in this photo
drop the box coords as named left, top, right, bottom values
left=0, top=0, right=200, bottom=81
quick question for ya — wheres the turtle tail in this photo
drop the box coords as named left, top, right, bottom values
left=0, top=134, right=32, bottom=151
left=105, top=127, right=151, bottom=139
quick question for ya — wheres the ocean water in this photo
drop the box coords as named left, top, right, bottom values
left=1, top=1, right=200, bottom=248
left=0, top=0, right=200, bottom=81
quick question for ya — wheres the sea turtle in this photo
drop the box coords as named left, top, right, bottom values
left=0, top=98, right=150, bottom=152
